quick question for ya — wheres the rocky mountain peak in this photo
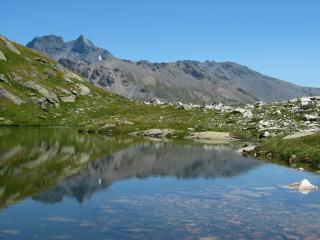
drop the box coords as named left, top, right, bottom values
left=27, top=34, right=114, bottom=64
left=72, top=35, right=94, bottom=52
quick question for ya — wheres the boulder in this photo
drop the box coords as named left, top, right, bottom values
left=289, top=179, right=318, bottom=194
left=291, top=106, right=303, bottom=114
left=60, top=95, right=76, bottom=103
left=0, top=74, right=8, bottom=83
left=232, top=108, right=246, bottom=114
left=99, top=123, right=116, bottom=129
left=243, top=110, right=253, bottom=118
left=237, top=145, right=256, bottom=154
left=0, top=36, right=20, bottom=55
left=0, top=50, right=6, bottom=60
left=76, top=84, right=90, bottom=96
left=175, top=102, right=184, bottom=109
left=64, top=71, right=84, bottom=82
left=131, top=129, right=175, bottom=138
left=150, top=98, right=163, bottom=105
left=259, top=131, right=270, bottom=138
left=186, top=131, right=234, bottom=143
left=0, top=87, right=24, bottom=104
left=22, top=81, right=59, bottom=103
left=303, top=114, right=319, bottom=121
left=300, top=97, right=311, bottom=106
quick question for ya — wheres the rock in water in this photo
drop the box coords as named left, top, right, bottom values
left=236, top=145, right=256, bottom=154
left=289, top=179, right=318, bottom=194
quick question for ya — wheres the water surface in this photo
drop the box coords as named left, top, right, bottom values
left=0, top=128, right=319, bottom=239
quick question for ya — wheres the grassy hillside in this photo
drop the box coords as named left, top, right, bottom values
left=0, top=36, right=238, bottom=135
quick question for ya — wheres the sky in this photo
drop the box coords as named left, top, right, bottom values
left=1, top=0, right=320, bottom=87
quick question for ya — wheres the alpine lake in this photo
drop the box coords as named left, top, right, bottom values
left=0, top=128, right=319, bottom=240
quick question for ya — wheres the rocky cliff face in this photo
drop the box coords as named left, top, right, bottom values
left=27, top=35, right=320, bottom=104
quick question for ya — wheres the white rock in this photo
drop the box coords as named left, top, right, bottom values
left=76, top=84, right=90, bottom=96
left=289, top=179, right=318, bottom=194
left=236, top=145, right=256, bottom=154
left=150, top=98, right=163, bottom=105
left=243, top=110, right=253, bottom=118
left=304, top=114, right=319, bottom=121
left=262, top=131, right=270, bottom=137
left=233, top=108, right=246, bottom=114
left=300, top=97, right=311, bottom=106
left=60, top=95, right=76, bottom=103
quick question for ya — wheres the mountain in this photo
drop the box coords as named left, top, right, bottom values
left=27, top=35, right=320, bottom=104
left=27, top=34, right=114, bottom=64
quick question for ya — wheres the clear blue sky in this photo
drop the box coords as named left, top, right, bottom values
left=2, top=0, right=320, bottom=87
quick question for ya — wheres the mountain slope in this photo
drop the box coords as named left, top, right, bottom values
left=27, top=35, right=320, bottom=104
left=0, top=35, right=125, bottom=126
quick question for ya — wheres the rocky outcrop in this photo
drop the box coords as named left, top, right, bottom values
left=0, top=87, right=24, bottom=104
left=22, top=81, right=59, bottom=103
left=0, top=51, right=6, bottom=60
left=0, top=36, right=20, bottom=55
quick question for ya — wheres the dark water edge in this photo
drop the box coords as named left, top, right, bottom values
left=0, top=128, right=319, bottom=239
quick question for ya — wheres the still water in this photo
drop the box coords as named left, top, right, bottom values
left=0, top=128, right=319, bottom=239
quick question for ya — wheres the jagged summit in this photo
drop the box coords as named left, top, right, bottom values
left=27, top=34, right=114, bottom=64
left=27, top=34, right=320, bottom=104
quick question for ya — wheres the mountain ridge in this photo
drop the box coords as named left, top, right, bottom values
left=27, top=34, right=320, bottom=104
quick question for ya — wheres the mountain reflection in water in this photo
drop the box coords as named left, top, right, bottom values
left=33, top=143, right=261, bottom=204
left=0, top=128, right=261, bottom=208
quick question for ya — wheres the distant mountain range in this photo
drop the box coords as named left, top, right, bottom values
left=27, top=35, right=320, bottom=104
